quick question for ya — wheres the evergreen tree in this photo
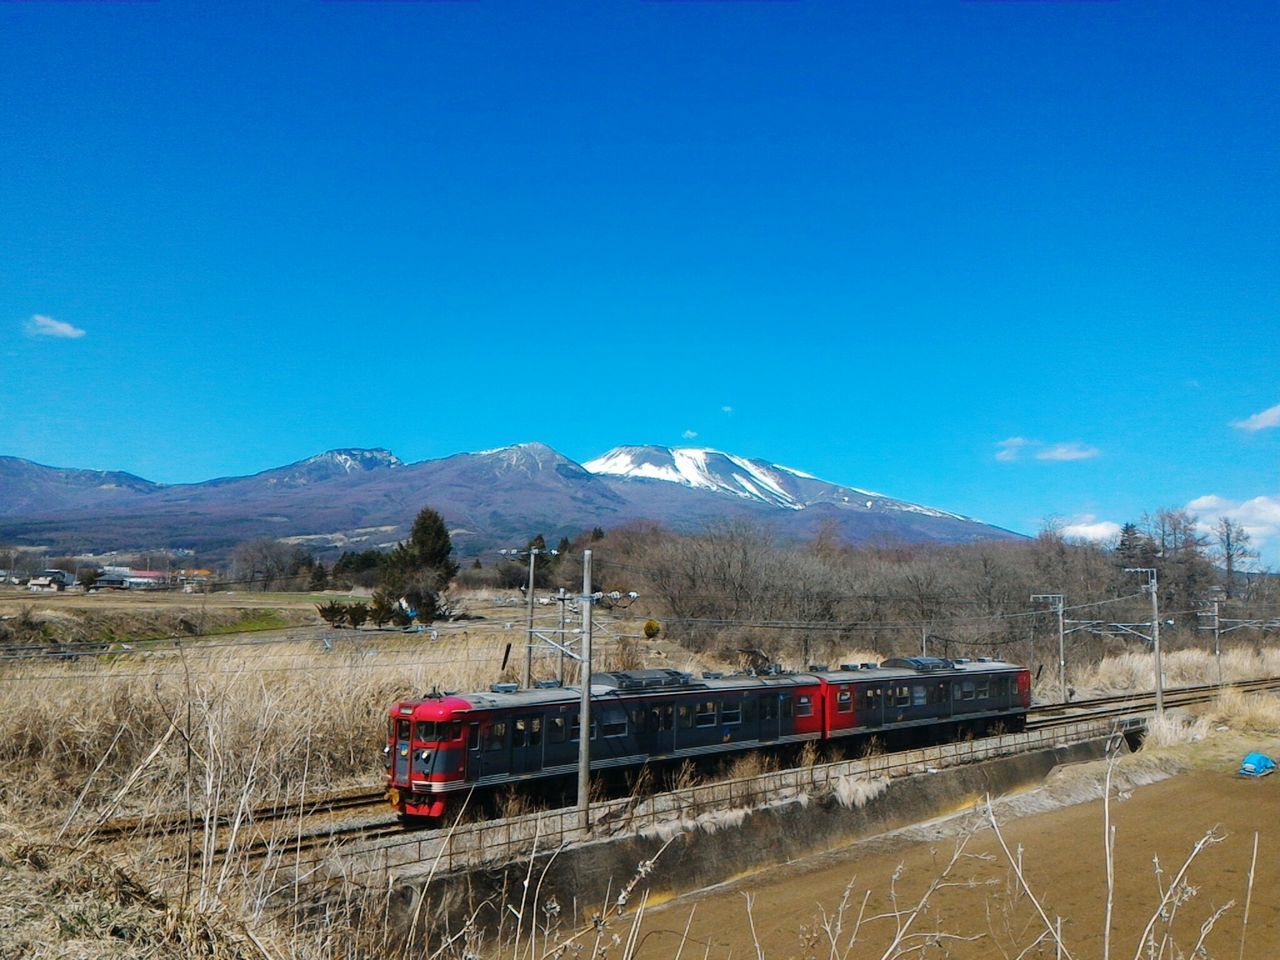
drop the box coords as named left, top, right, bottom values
left=308, top=562, right=328, bottom=591
left=370, top=591, right=397, bottom=628
left=408, top=506, right=458, bottom=580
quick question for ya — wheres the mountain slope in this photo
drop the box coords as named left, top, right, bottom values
left=0, top=443, right=1020, bottom=559
left=584, top=445, right=972, bottom=521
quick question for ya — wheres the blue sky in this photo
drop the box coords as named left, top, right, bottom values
left=2, top=2, right=1278, bottom=562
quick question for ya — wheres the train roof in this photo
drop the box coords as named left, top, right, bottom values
left=813, top=656, right=1024, bottom=681
left=396, top=659, right=1023, bottom=714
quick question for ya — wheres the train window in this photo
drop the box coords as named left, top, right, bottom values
left=468, top=722, right=481, bottom=750
left=513, top=716, right=541, bottom=748
left=549, top=716, right=567, bottom=744
left=958, top=681, right=976, bottom=701
left=722, top=701, right=742, bottom=725
left=630, top=708, right=648, bottom=733
left=678, top=704, right=694, bottom=729
left=893, top=686, right=911, bottom=707
left=485, top=722, right=507, bottom=751
left=760, top=696, right=777, bottom=721
left=444, top=722, right=462, bottom=741
left=837, top=689, right=853, bottom=713
left=570, top=715, right=598, bottom=740
left=781, top=696, right=794, bottom=719
left=396, top=719, right=410, bottom=741
left=695, top=701, right=717, bottom=728
left=414, top=721, right=437, bottom=741
left=602, top=711, right=627, bottom=738
left=651, top=704, right=674, bottom=731
left=796, top=695, right=813, bottom=717
left=912, top=686, right=927, bottom=707
left=976, top=679, right=990, bottom=699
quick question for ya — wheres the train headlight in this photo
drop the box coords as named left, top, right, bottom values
left=415, top=749, right=432, bottom=765
left=382, top=745, right=392, bottom=768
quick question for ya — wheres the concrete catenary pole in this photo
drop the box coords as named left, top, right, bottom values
left=558, top=587, right=568, bottom=685
left=523, top=549, right=538, bottom=688
left=577, top=549, right=593, bottom=833
left=1212, top=596, right=1222, bottom=687
left=1032, top=594, right=1067, bottom=702
left=1151, top=570, right=1163, bottom=715
left=1127, top=568, right=1163, bottom=715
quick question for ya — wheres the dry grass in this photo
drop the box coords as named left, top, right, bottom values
left=1073, top=646, right=1280, bottom=697
left=1205, top=687, right=1280, bottom=733
left=1142, top=711, right=1212, bottom=749
left=0, top=831, right=258, bottom=960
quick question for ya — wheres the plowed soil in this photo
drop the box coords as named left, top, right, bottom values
left=635, top=753, right=1279, bottom=960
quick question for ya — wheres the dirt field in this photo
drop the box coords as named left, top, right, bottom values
left=635, top=737, right=1280, bottom=960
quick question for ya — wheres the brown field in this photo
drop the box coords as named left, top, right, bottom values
left=634, top=730, right=1280, bottom=960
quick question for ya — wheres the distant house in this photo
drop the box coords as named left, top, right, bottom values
left=125, top=570, right=168, bottom=590
left=28, top=569, right=75, bottom=592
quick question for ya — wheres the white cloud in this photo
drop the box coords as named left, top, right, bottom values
left=1231, top=403, right=1280, bottom=432
left=1060, top=516, right=1122, bottom=543
left=681, top=429, right=698, bottom=440
left=995, top=437, right=1100, bottom=463
left=1035, top=442, right=1101, bottom=462
left=994, top=437, right=1028, bottom=462
left=25, top=314, right=86, bottom=339
left=1186, top=493, right=1280, bottom=567
left=721, top=405, right=734, bottom=415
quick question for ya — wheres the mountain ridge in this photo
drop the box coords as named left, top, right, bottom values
left=0, top=443, right=1021, bottom=560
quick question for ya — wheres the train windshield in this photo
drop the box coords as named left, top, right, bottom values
left=414, top=721, right=463, bottom=742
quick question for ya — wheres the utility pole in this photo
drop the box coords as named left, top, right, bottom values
left=500, top=547, right=556, bottom=688
left=1212, top=596, right=1222, bottom=687
left=1126, top=568, right=1163, bottom=715
left=552, top=587, right=571, bottom=684
left=1031, top=594, right=1067, bottom=703
left=1199, top=593, right=1224, bottom=687
left=524, top=550, right=537, bottom=688
left=577, top=549, right=594, bottom=834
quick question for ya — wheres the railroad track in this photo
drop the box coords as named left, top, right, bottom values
left=1027, top=675, right=1280, bottom=729
left=78, top=786, right=389, bottom=845
left=85, top=676, right=1280, bottom=866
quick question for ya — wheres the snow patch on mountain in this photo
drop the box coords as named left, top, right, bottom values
left=585, top=446, right=808, bottom=510
left=302, top=448, right=403, bottom=473
left=585, top=445, right=971, bottom=521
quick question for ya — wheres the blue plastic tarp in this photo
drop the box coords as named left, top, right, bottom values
left=1238, top=753, right=1276, bottom=777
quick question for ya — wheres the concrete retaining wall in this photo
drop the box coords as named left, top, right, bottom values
left=387, top=737, right=1113, bottom=946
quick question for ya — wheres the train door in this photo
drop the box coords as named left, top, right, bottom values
left=479, top=719, right=511, bottom=778
left=759, top=693, right=779, bottom=741
left=464, top=721, right=481, bottom=779
left=648, top=702, right=675, bottom=755
left=861, top=685, right=884, bottom=729
left=393, top=718, right=412, bottom=783
left=511, top=715, right=544, bottom=775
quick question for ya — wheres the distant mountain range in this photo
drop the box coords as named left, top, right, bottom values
left=0, top=444, right=1023, bottom=561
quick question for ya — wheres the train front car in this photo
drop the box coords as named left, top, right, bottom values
left=816, top=656, right=1032, bottom=746
left=385, top=693, right=472, bottom=820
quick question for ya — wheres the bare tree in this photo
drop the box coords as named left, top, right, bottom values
left=1213, top=516, right=1258, bottom=598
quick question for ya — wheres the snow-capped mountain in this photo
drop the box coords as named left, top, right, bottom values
left=0, top=442, right=1019, bottom=560
left=584, top=445, right=969, bottom=521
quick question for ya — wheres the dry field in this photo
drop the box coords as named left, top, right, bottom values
left=1, top=588, right=1278, bottom=959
